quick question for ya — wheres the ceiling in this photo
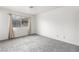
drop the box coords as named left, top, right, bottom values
left=0, top=6, right=61, bottom=15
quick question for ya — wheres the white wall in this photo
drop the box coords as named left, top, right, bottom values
left=36, top=7, right=79, bottom=46
left=13, top=27, right=29, bottom=37
left=0, top=11, right=9, bottom=40
left=0, top=8, right=36, bottom=40
left=31, top=15, right=37, bottom=34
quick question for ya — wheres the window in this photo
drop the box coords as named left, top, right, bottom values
left=22, top=18, right=28, bottom=27
left=12, top=15, right=29, bottom=27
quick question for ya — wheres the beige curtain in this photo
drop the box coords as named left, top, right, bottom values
left=28, top=17, right=31, bottom=34
left=8, top=14, right=15, bottom=39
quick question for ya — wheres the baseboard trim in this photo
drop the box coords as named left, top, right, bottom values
left=37, top=33, right=79, bottom=46
left=0, top=33, right=37, bottom=42
left=13, top=33, right=37, bottom=39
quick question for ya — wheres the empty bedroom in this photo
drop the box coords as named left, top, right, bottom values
left=0, top=6, right=79, bottom=52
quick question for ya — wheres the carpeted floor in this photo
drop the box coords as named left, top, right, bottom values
left=0, top=35, right=79, bottom=52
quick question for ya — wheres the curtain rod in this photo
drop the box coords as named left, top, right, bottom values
left=8, top=13, right=32, bottom=18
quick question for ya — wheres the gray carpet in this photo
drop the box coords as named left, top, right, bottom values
left=0, top=35, right=79, bottom=52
